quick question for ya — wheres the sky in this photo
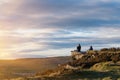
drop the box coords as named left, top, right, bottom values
left=0, top=0, right=120, bottom=59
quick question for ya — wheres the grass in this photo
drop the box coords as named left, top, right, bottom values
left=1, top=57, right=120, bottom=80
left=24, top=61, right=120, bottom=80
left=0, top=56, right=70, bottom=79
left=90, top=61, right=120, bottom=72
left=24, top=70, right=120, bottom=80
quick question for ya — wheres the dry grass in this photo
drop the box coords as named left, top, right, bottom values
left=0, top=56, right=70, bottom=79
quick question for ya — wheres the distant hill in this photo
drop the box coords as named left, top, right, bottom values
left=0, top=56, right=71, bottom=79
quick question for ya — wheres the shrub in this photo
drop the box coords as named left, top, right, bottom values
left=70, top=48, right=120, bottom=68
left=100, top=48, right=109, bottom=51
left=111, top=54, right=120, bottom=63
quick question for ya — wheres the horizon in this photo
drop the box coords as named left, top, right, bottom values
left=0, top=46, right=119, bottom=60
left=0, top=0, right=120, bottom=59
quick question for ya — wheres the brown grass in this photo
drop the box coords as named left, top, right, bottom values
left=0, top=56, right=71, bottom=79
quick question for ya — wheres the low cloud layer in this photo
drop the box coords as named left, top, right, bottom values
left=0, top=0, right=120, bottom=59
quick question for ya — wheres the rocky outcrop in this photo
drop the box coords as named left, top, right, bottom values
left=71, top=50, right=85, bottom=60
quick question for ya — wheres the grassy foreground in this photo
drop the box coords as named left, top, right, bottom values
left=0, top=57, right=70, bottom=79
left=12, top=61, right=120, bottom=80
left=11, top=48, right=120, bottom=80
left=2, top=48, right=120, bottom=80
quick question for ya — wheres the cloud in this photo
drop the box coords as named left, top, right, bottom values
left=0, top=0, right=120, bottom=59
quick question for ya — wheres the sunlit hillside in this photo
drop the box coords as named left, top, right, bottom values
left=0, top=56, right=70, bottom=79
left=11, top=47, right=120, bottom=80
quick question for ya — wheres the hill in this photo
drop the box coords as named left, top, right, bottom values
left=2, top=47, right=120, bottom=80
left=13, top=61, right=120, bottom=80
left=13, top=47, right=120, bottom=80
left=0, top=56, right=71, bottom=79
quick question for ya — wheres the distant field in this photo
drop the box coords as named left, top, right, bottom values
left=0, top=56, right=71, bottom=79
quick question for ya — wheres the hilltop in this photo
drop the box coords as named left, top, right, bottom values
left=12, top=47, right=120, bottom=80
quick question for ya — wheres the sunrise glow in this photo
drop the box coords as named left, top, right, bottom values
left=0, top=0, right=120, bottom=59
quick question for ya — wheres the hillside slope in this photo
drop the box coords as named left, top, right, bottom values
left=17, top=48, right=120, bottom=80
left=0, top=56, right=71, bottom=79
left=14, top=61, right=120, bottom=80
left=2, top=47, right=120, bottom=80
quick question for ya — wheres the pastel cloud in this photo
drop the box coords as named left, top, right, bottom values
left=0, top=0, right=120, bottom=59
